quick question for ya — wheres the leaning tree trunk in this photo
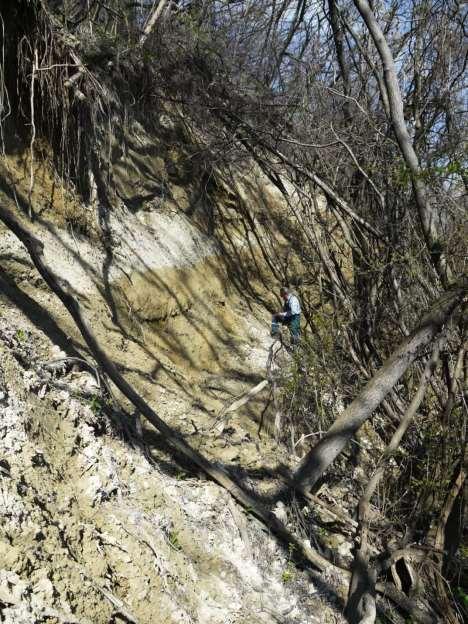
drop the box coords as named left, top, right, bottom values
left=291, top=283, right=467, bottom=494
left=346, top=341, right=442, bottom=624
left=139, top=0, right=169, bottom=46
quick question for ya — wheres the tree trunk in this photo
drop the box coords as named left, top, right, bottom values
left=291, top=284, right=467, bottom=494
left=139, top=0, right=169, bottom=46
left=353, top=0, right=453, bottom=287
left=346, top=342, right=441, bottom=624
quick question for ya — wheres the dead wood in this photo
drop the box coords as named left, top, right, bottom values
left=441, top=344, right=466, bottom=424
left=430, top=464, right=466, bottom=624
left=79, top=569, right=140, bottom=624
left=214, top=379, right=269, bottom=427
left=306, top=493, right=358, bottom=532
left=0, top=201, right=442, bottom=623
left=375, top=581, right=440, bottom=624
left=434, top=466, right=465, bottom=557
left=0, top=195, right=461, bottom=624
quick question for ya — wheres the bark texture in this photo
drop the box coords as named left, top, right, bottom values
left=346, top=342, right=442, bottom=624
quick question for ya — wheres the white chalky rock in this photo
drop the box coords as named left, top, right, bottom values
left=0, top=570, right=27, bottom=605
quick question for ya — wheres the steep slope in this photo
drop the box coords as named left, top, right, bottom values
left=0, top=300, right=344, bottom=624
left=0, top=122, right=349, bottom=623
left=0, top=144, right=290, bottom=466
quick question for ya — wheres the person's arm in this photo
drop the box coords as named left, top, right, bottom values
left=274, top=301, right=287, bottom=321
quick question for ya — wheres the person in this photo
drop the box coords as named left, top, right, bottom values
left=273, top=286, right=301, bottom=343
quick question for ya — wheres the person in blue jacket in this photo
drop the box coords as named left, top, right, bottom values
left=273, top=286, right=301, bottom=343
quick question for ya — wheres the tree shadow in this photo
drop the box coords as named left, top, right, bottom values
left=0, top=266, right=350, bottom=619
left=0, top=267, right=84, bottom=359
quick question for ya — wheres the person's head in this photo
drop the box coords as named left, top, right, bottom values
left=280, top=286, right=289, bottom=301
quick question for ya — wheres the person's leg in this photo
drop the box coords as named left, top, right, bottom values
left=289, top=316, right=300, bottom=344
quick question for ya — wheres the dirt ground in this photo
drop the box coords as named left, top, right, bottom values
left=0, top=149, right=350, bottom=623
left=0, top=305, right=345, bottom=624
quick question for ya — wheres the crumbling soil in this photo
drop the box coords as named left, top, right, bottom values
left=0, top=147, right=348, bottom=623
left=0, top=265, right=344, bottom=624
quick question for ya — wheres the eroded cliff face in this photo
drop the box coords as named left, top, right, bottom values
left=0, top=118, right=346, bottom=623
left=0, top=306, right=343, bottom=624
left=0, top=135, right=282, bottom=442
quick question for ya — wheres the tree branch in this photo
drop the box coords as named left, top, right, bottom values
left=353, top=0, right=453, bottom=287
left=139, top=0, right=169, bottom=46
left=346, top=340, right=442, bottom=624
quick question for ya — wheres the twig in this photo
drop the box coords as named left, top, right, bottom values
left=330, top=124, right=385, bottom=210
left=279, top=137, right=341, bottom=149
left=79, top=571, right=140, bottom=624
left=35, top=63, right=80, bottom=71
left=28, top=47, right=38, bottom=220
left=227, top=497, right=252, bottom=558
left=213, top=379, right=269, bottom=429
left=41, top=355, right=100, bottom=378
left=120, top=524, right=167, bottom=585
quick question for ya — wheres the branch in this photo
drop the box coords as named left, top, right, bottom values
left=338, top=10, right=390, bottom=117
left=329, top=124, right=385, bottom=210
left=139, top=0, right=169, bottom=46
left=28, top=47, right=38, bottom=220
left=212, top=379, right=269, bottom=429
left=218, top=110, right=384, bottom=240
left=353, top=0, right=453, bottom=286
left=346, top=341, right=442, bottom=624
left=79, top=569, right=140, bottom=624
left=273, top=149, right=383, bottom=239
left=375, top=582, right=440, bottom=624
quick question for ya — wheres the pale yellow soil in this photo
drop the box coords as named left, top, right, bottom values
left=0, top=149, right=346, bottom=624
